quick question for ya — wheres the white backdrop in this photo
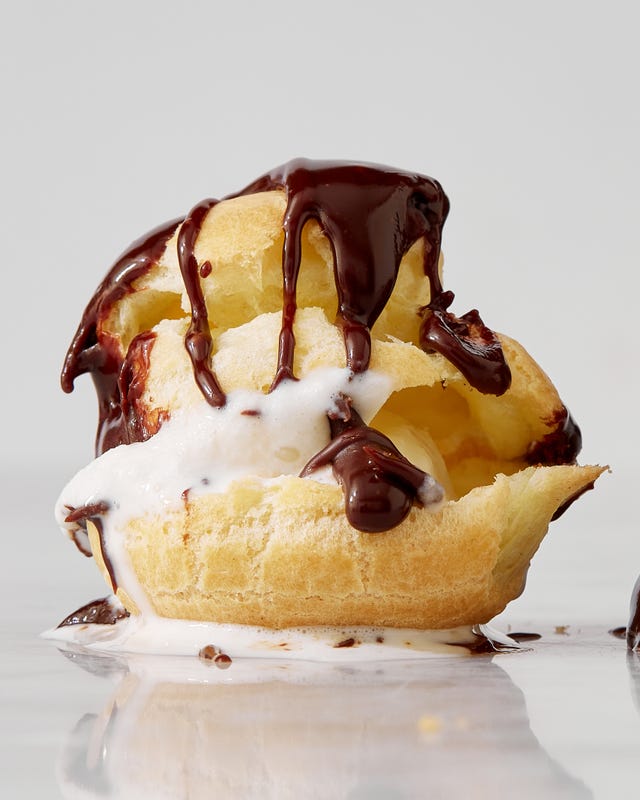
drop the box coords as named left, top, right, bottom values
left=1, top=0, right=638, bottom=622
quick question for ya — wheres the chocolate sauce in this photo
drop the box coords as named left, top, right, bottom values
left=57, top=597, right=129, bottom=628
left=64, top=502, right=116, bottom=590
left=526, top=407, right=582, bottom=467
left=178, top=199, right=226, bottom=407
left=62, top=218, right=181, bottom=455
left=61, top=159, right=580, bottom=538
left=419, top=304, right=511, bottom=395
left=300, top=396, right=443, bottom=532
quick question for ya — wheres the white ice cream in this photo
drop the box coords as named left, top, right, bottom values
left=55, top=367, right=394, bottom=616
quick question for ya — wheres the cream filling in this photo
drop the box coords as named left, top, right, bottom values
left=55, top=368, right=400, bottom=614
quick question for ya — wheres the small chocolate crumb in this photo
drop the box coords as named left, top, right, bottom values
left=334, top=637, right=358, bottom=648
left=199, top=644, right=233, bottom=668
left=376, top=636, right=384, bottom=644
left=199, top=260, right=212, bottom=278
left=241, top=409, right=261, bottom=417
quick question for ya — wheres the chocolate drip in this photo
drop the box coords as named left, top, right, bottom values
left=61, top=218, right=181, bottom=455
left=419, top=301, right=511, bottom=395
left=65, top=503, right=116, bottom=590
left=527, top=407, right=582, bottom=466
left=57, top=597, right=129, bottom=628
left=300, top=395, right=443, bottom=532
left=178, top=199, right=226, bottom=407
left=232, top=158, right=510, bottom=394
left=118, top=331, right=168, bottom=444
left=61, top=159, right=579, bottom=541
left=628, top=576, right=640, bottom=651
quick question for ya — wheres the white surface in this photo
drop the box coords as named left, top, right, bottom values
left=2, top=2, right=640, bottom=797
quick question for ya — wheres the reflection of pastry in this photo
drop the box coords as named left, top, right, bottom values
left=56, top=652, right=592, bottom=799
left=55, top=159, right=604, bottom=633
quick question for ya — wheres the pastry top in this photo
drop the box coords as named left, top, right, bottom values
left=60, top=160, right=580, bottom=533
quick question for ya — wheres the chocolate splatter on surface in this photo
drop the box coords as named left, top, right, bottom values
left=57, top=597, right=129, bottom=628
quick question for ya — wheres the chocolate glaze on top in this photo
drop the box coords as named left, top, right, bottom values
left=176, top=159, right=511, bottom=399
left=60, top=159, right=580, bottom=537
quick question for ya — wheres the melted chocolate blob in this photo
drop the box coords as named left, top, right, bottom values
left=62, top=218, right=181, bottom=455
left=57, top=597, right=129, bottom=628
left=175, top=160, right=510, bottom=400
left=419, top=303, right=511, bottom=395
left=300, top=395, right=443, bottom=532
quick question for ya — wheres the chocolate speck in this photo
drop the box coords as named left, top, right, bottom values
left=199, top=260, right=212, bottom=278
left=199, top=644, right=233, bottom=668
left=241, top=409, right=261, bottom=417
left=334, top=637, right=358, bottom=648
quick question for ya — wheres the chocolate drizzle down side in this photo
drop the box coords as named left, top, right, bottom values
left=61, top=218, right=182, bottom=456
left=64, top=503, right=116, bottom=590
left=300, top=395, right=443, bottom=532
